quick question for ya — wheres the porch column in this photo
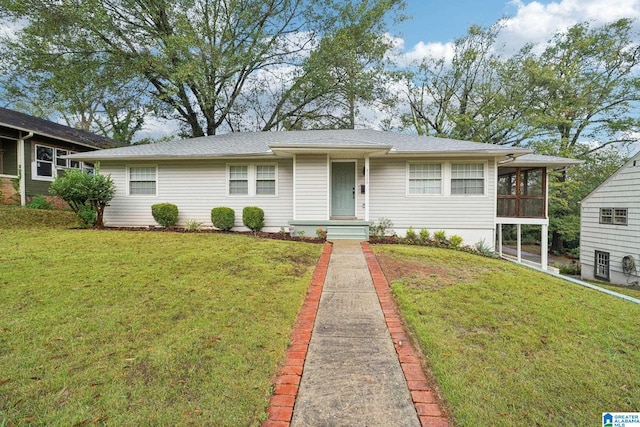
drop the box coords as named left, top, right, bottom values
left=541, top=224, right=548, bottom=270
left=497, top=223, right=503, bottom=256
left=17, top=136, right=26, bottom=206
left=364, top=155, right=370, bottom=222
left=516, top=223, right=522, bottom=263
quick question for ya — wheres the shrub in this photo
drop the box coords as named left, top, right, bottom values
left=370, top=218, right=394, bottom=238
left=185, top=219, right=203, bottom=231
left=151, top=203, right=179, bottom=227
left=559, top=263, right=581, bottom=276
left=242, top=206, right=264, bottom=232
left=404, top=226, right=418, bottom=244
left=49, top=166, right=115, bottom=227
left=316, top=227, right=327, bottom=239
left=78, top=205, right=97, bottom=227
left=433, top=230, right=447, bottom=245
left=418, top=228, right=430, bottom=245
left=26, top=195, right=53, bottom=210
left=474, top=239, right=498, bottom=258
left=449, top=234, right=463, bottom=249
left=211, top=207, right=235, bottom=231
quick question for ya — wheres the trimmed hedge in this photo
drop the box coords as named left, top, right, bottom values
left=242, top=206, right=264, bottom=232
left=211, top=207, right=235, bottom=231
left=151, top=203, right=179, bottom=227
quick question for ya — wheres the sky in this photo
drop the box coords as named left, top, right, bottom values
left=393, top=0, right=640, bottom=61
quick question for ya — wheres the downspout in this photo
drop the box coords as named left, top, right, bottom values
left=18, top=131, right=33, bottom=206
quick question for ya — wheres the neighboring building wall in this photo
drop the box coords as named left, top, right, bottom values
left=581, top=156, right=640, bottom=285
left=101, top=159, right=294, bottom=230
left=294, top=154, right=329, bottom=221
left=368, top=157, right=497, bottom=247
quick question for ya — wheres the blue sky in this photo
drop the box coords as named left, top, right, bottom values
left=393, top=0, right=640, bottom=59
left=400, top=0, right=521, bottom=46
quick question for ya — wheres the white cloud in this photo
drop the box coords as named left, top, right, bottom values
left=398, top=41, right=455, bottom=65
left=499, top=0, right=640, bottom=52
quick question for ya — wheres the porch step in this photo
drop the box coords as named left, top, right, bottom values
left=327, top=225, right=369, bottom=241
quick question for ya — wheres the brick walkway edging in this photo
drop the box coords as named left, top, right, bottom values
left=361, top=242, right=450, bottom=427
left=262, top=242, right=333, bottom=427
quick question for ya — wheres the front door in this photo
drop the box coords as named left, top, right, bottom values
left=331, top=161, right=356, bottom=218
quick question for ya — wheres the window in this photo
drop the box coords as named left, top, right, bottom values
left=35, top=144, right=54, bottom=178
left=228, top=164, right=277, bottom=196
left=497, top=167, right=546, bottom=218
left=594, top=251, right=610, bottom=280
left=256, top=165, right=276, bottom=195
left=229, top=165, right=249, bottom=195
left=408, top=163, right=441, bottom=195
left=600, top=208, right=627, bottom=225
left=129, top=166, right=157, bottom=196
left=451, top=163, right=484, bottom=195
left=56, top=149, right=68, bottom=167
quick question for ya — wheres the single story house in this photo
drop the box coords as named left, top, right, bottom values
left=68, top=129, right=578, bottom=269
left=0, top=107, right=118, bottom=205
left=581, top=150, right=640, bottom=285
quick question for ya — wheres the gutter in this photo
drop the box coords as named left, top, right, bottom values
left=18, top=131, right=33, bottom=206
left=507, top=258, right=640, bottom=305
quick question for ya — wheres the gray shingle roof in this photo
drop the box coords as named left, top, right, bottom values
left=509, top=154, right=583, bottom=167
left=0, top=107, right=119, bottom=149
left=68, top=129, right=534, bottom=161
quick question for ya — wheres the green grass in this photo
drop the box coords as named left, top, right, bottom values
left=589, top=282, right=640, bottom=299
left=0, top=205, right=77, bottom=229
left=0, top=228, right=322, bottom=426
left=373, top=244, right=640, bottom=427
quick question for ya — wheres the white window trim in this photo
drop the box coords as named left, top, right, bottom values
left=406, top=161, right=444, bottom=196
left=226, top=163, right=278, bottom=197
left=33, top=143, right=91, bottom=181
left=450, top=161, right=488, bottom=197
left=126, top=165, right=158, bottom=197
left=33, top=144, right=55, bottom=181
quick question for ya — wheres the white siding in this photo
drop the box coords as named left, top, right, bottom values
left=581, top=155, right=640, bottom=284
left=101, top=159, right=293, bottom=231
left=368, top=157, right=496, bottom=246
left=294, top=154, right=329, bottom=220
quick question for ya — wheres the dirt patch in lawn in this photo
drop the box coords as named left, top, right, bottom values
left=375, top=253, right=486, bottom=290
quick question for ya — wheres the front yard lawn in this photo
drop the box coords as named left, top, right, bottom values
left=374, top=244, right=640, bottom=427
left=0, top=228, right=322, bottom=426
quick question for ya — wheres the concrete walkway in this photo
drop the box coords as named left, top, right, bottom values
left=263, top=241, right=448, bottom=427
left=291, top=240, right=418, bottom=426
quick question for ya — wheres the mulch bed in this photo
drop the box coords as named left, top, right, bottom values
left=97, top=226, right=327, bottom=243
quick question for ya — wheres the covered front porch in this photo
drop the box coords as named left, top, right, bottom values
left=271, top=141, right=390, bottom=241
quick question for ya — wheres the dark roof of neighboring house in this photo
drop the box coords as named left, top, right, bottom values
left=67, top=129, right=535, bottom=161
left=0, top=107, right=119, bottom=149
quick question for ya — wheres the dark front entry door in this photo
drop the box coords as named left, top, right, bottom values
left=331, top=162, right=356, bottom=217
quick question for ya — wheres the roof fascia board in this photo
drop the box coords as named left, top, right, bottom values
left=0, top=121, right=105, bottom=149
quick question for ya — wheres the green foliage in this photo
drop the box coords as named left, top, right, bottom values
left=449, top=234, right=463, bottom=249
left=418, top=228, right=430, bottom=245
left=25, top=194, right=52, bottom=210
left=316, top=228, right=327, bottom=239
left=185, top=219, right=203, bottom=231
left=151, top=203, right=179, bottom=228
left=370, top=217, right=394, bottom=238
left=242, top=206, right=265, bottom=232
left=0, top=0, right=404, bottom=136
left=211, top=207, right=235, bottom=231
left=77, top=204, right=97, bottom=227
left=559, top=263, right=581, bottom=276
left=49, top=166, right=115, bottom=227
left=474, top=239, right=498, bottom=258
left=404, top=226, right=418, bottom=244
left=433, top=230, right=447, bottom=244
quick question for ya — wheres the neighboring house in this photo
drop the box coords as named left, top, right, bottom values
left=581, top=151, right=640, bottom=285
left=68, top=129, right=578, bottom=268
left=0, top=107, right=118, bottom=205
